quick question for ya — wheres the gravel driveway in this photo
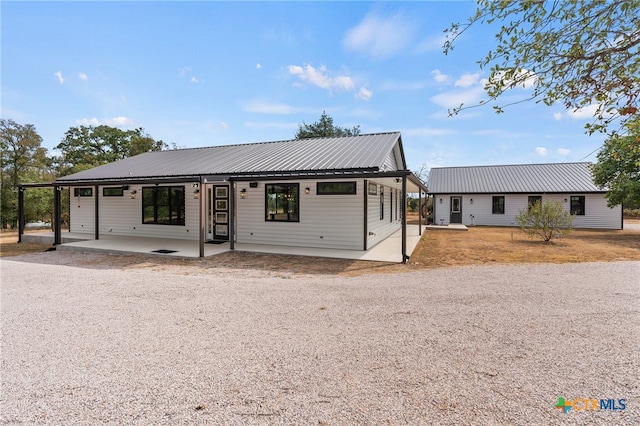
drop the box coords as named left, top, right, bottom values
left=1, top=256, right=638, bottom=425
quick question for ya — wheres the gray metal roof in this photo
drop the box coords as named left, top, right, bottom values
left=428, top=162, right=604, bottom=193
left=57, top=132, right=405, bottom=182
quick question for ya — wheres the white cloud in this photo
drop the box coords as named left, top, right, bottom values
left=430, top=86, right=485, bottom=109
left=75, top=116, right=135, bottom=128
left=567, top=104, right=600, bottom=119
left=557, top=148, right=571, bottom=156
left=75, top=117, right=99, bottom=126
left=54, top=71, right=64, bottom=84
left=78, top=72, right=88, bottom=81
left=431, top=69, right=450, bottom=84
left=416, top=34, right=448, bottom=53
left=179, top=66, right=200, bottom=82
left=553, top=112, right=563, bottom=121
left=287, top=64, right=355, bottom=92
left=242, top=99, right=295, bottom=114
left=256, top=63, right=262, bottom=69
left=535, top=146, right=548, bottom=156
left=343, top=12, right=416, bottom=60
left=355, top=86, right=373, bottom=101
left=488, top=68, right=537, bottom=90
left=455, top=73, right=480, bottom=88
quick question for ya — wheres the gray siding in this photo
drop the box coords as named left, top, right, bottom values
left=70, top=183, right=201, bottom=240
left=235, top=179, right=364, bottom=250
left=433, top=193, right=621, bottom=229
left=366, top=181, right=402, bottom=248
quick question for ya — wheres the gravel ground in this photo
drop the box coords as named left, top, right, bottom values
left=1, top=256, right=639, bottom=425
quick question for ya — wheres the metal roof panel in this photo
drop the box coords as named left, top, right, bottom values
left=428, top=162, right=603, bottom=193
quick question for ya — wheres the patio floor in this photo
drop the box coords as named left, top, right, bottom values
left=21, top=225, right=424, bottom=263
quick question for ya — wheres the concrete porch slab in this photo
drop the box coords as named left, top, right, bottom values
left=20, top=225, right=424, bottom=263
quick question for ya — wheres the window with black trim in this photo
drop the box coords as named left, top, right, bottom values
left=266, top=183, right=299, bottom=222
left=74, top=188, right=92, bottom=197
left=103, top=187, right=124, bottom=197
left=142, top=186, right=185, bottom=225
left=528, top=195, right=542, bottom=208
left=570, top=196, right=585, bottom=215
left=317, top=181, right=356, bottom=195
left=492, top=196, right=505, bottom=214
left=380, top=187, right=385, bottom=220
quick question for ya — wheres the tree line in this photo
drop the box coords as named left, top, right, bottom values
left=0, top=119, right=166, bottom=228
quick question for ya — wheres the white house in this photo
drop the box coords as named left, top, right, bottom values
left=20, top=132, right=427, bottom=262
left=428, top=162, right=622, bottom=229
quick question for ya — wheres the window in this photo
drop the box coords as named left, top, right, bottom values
left=103, top=187, right=124, bottom=197
left=74, top=188, right=92, bottom=197
left=390, top=190, right=393, bottom=222
left=265, top=183, right=299, bottom=222
left=492, top=196, right=505, bottom=214
left=570, top=196, right=585, bottom=215
left=528, top=195, right=542, bottom=209
left=368, top=182, right=377, bottom=195
left=317, top=181, right=356, bottom=195
left=142, top=186, right=185, bottom=225
left=380, top=187, right=384, bottom=220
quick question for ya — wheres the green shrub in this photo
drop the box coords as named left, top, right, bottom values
left=516, top=200, right=574, bottom=242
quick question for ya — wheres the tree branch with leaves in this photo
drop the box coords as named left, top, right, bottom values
left=444, top=0, right=640, bottom=135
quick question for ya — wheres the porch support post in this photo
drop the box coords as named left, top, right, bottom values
left=94, top=185, right=99, bottom=240
left=401, top=175, right=408, bottom=263
left=17, top=186, right=24, bottom=243
left=54, top=185, right=62, bottom=245
left=229, top=180, right=235, bottom=250
left=199, top=179, right=205, bottom=258
left=363, top=179, right=368, bottom=250
left=418, top=188, right=422, bottom=236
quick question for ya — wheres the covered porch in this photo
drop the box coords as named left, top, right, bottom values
left=21, top=225, right=424, bottom=263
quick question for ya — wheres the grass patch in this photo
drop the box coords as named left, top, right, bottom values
left=410, top=225, right=640, bottom=268
left=0, top=230, right=53, bottom=257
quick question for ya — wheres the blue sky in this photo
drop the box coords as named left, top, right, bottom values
left=2, top=1, right=606, bottom=172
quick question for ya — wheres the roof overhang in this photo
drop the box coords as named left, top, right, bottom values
left=31, top=168, right=428, bottom=193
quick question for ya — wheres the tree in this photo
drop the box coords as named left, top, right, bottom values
left=591, top=116, right=640, bottom=208
left=0, top=119, right=51, bottom=228
left=516, top=200, right=574, bottom=242
left=295, top=111, right=361, bottom=139
left=444, top=0, right=640, bottom=136
left=54, top=125, right=167, bottom=176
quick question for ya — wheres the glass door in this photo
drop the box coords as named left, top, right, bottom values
left=212, top=185, right=229, bottom=241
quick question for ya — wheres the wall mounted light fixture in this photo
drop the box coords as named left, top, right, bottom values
left=130, top=190, right=137, bottom=199
left=240, top=188, right=247, bottom=199
left=470, top=198, right=474, bottom=204
left=305, top=187, right=310, bottom=194
left=193, top=189, right=200, bottom=199
left=439, top=198, right=443, bottom=204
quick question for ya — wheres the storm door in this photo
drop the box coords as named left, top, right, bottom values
left=450, top=196, right=462, bottom=224
left=206, top=185, right=229, bottom=241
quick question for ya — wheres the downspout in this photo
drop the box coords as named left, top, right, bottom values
left=401, top=175, right=408, bottom=263
left=94, top=184, right=99, bottom=240
left=54, top=185, right=62, bottom=245
left=199, top=178, right=205, bottom=258
left=17, top=186, right=24, bottom=243
left=363, top=179, right=368, bottom=250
